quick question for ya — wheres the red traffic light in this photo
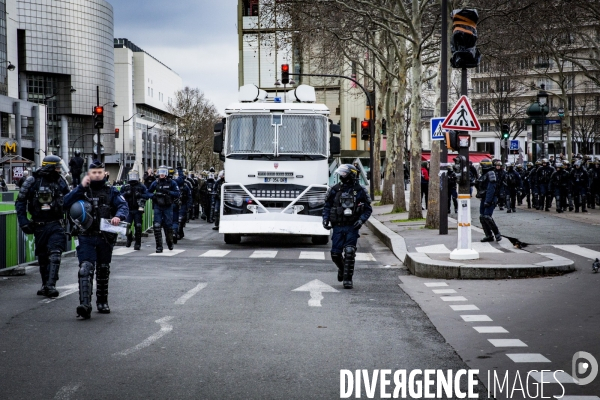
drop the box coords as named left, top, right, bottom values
left=282, top=64, right=290, bottom=84
left=114, top=128, right=120, bottom=138
left=94, top=106, right=104, bottom=115
left=361, top=120, right=370, bottom=130
left=281, top=64, right=289, bottom=72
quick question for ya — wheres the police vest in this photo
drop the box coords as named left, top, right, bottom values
left=28, top=177, right=65, bottom=222
left=329, top=184, right=364, bottom=226
left=538, top=167, right=552, bottom=183
left=88, top=184, right=114, bottom=233
left=122, top=183, right=145, bottom=209
left=154, top=179, right=173, bottom=207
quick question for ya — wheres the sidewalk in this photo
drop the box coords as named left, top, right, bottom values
left=367, top=203, right=575, bottom=279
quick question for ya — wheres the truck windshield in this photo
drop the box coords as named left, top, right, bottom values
left=227, top=114, right=327, bottom=159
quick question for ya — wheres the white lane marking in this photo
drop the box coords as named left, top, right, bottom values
left=39, top=284, right=79, bottom=304
left=250, top=251, right=278, bottom=258
left=424, top=282, right=448, bottom=287
left=461, top=315, right=493, bottom=322
left=530, top=371, right=578, bottom=384
left=470, top=242, right=503, bottom=253
left=554, top=397, right=600, bottom=399
left=497, top=239, right=529, bottom=254
left=199, top=250, right=230, bottom=258
left=174, top=283, right=207, bottom=305
left=488, top=339, right=528, bottom=347
left=54, top=383, right=81, bottom=400
left=292, top=279, right=338, bottom=307
left=112, top=247, right=137, bottom=256
left=450, top=304, right=479, bottom=311
left=440, top=296, right=468, bottom=302
left=473, top=326, right=508, bottom=333
left=299, top=251, right=325, bottom=260
left=415, top=244, right=451, bottom=254
left=113, top=316, right=174, bottom=356
left=507, top=353, right=552, bottom=363
left=355, top=253, right=376, bottom=261
left=432, top=289, right=457, bottom=294
left=149, top=249, right=185, bottom=257
left=553, top=245, right=600, bottom=260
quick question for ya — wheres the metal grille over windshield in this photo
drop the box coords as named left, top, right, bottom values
left=278, top=115, right=327, bottom=156
left=227, top=115, right=275, bottom=155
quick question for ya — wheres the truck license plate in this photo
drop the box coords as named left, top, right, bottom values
left=264, top=178, right=287, bottom=183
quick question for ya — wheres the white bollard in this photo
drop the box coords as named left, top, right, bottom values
left=450, top=194, right=479, bottom=260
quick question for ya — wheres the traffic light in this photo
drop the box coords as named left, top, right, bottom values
left=93, top=106, right=104, bottom=129
left=445, top=130, right=459, bottom=151
left=114, top=128, right=120, bottom=138
left=281, top=64, right=290, bottom=85
left=381, top=118, right=387, bottom=135
left=501, top=124, right=510, bottom=140
left=450, top=9, right=481, bottom=69
left=361, top=120, right=370, bottom=141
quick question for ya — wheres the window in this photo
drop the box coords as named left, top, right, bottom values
left=351, top=118, right=357, bottom=135
left=475, top=101, right=491, bottom=115
left=481, top=122, right=491, bottom=132
left=148, top=87, right=150, bottom=96
left=496, top=79, right=510, bottom=92
left=495, top=100, right=511, bottom=115
left=565, top=75, right=575, bottom=90
left=476, top=61, right=490, bottom=74
left=243, top=0, right=259, bottom=16
left=518, top=57, right=531, bottom=70
left=477, top=141, right=495, bottom=154
left=475, top=80, right=489, bottom=94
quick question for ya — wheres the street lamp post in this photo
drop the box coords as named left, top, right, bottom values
left=537, top=85, right=549, bottom=158
left=146, top=121, right=161, bottom=170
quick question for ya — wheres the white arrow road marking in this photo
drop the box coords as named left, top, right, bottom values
left=113, top=316, right=174, bottom=356
left=39, top=284, right=79, bottom=304
left=174, top=283, right=207, bottom=305
left=293, top=279, right=338, bottom=307
left=54, top=383, right=81, bottom=400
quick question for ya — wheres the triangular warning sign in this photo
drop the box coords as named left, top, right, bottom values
left=441, top=96, right=481, bottom=131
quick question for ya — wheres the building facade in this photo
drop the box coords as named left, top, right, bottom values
left=113, top=38, right=182, bottom=178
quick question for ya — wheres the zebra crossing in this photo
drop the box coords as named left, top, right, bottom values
left=111, top=246, right=378, bottom=262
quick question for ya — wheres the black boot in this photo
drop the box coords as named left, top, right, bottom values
left=96, top=264, right=110, bottom=314
left=343, top=247, right=356, bottom=289
left=173, top=227, right=178, bottom=244
left=166, top=228, right=174, bottom=251
left=44, top=251, right=61, bottom=298
left=479, top=216, right=494, bottom=242
left=126, top=232, right=133, bottom=248
left=76, top=262, right=94, bottom=319
left=488, top=217, right=502, bottom=242
left=134, top=226, right=142, bottom=251
left=511, top=208, right=516, bottom=213
left=507, top=208, right=512, bottom=213
left=179, top=223, right=186, bottom=238
left=331, top=253, right=344, bottom=282
left=37, top=264, right=49, bottom=296
left=154, top=224, right=163, bottom=253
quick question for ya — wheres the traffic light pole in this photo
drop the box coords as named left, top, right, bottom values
left=439, top=0, right=449, bottom=235
left=96, top=86, right=101, bottom=162
left=289, top=73, right=375, bottom=196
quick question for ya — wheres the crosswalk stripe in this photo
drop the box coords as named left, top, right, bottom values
left=473, top=326, right=508, bottom=333
left=299, top=251, right=325, bottom=260
left=530, top=371, right=578, bottom=384
left=149, top=249, right=185, bottom=257
left=113, top=247, right=137, bottom=256
left=424, top=282, right=448, bottom=287
left=461, top=315, right=492, bottom=322
left=450, top=304, right=479, bottom=311
left=488, top=339, right=527, bottom=347
left=506, top=353, right=551, bottom=363
left=355, top=253, right=376, bottom=261
left=200, top=250, right=230, bottom=258
left=440, top=296, right=467, bottom=301
left=250, top=250, right=278, bottom=258
left=553, top=245, right=600, bottom=260
left=432, top=289, right=456, bottom=294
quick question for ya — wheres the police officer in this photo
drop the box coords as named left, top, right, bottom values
left=571, top=160, right=589, bottom=213
left=173, top=166, right=192, bottom=241
left=64, top=160, right=129, bottom=319
left=15, top=155, right=70, bottom=297
left=517, top=163, right=529, bottom=208
left=68, top=150, right=85, bottom=187
left=120, top=169, right=150, bottom=250
left=205, top=168, right=217, bottom=223
left=493, top=160, right=507, bottom=211
left=144, top=168, right=156, bottom=189
left=476, top=159, right=502, bottom=242
left=446, top=165, right=458, bottom=214
left=550, top=162, right=569, bottom=213
left=190, top=174, right=201, bottom=219
left=212, top=170, right=225, bottom=230
left=590, top=159, right=600, bottom=209
left=536, top=158, right=555, bottom=211
left=469, top=161, right=478, bottom=198
left=529, top=160, right=541, bottom=209
left=504, top=162, right=522, bottom=213
left=148, top=165, right=180, bottom=252
left=323, top=164, right=372, bottom=289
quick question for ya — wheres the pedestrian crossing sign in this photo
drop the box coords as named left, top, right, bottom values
left=430, top=117, right=446, bottom=141
left=441, top=96, right=481, bottom=131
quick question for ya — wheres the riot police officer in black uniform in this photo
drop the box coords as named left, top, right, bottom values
left=504, top=162, right=522, bottom=213
left=536, top=158, right=555, bottom=211
left=148, top=165, right=180, bottom=252
left=323, top=164, right=372, bottom=289
left=571, top=160, right=589, bottom=213
left=69, top=150, right=85, bottom=187
left=550, top=162, right=570, bottom=213
left=446, top=165, right=458, bottom=214
left=590, top=159, right=600, bottom=209
left=120, top=169, right=150, bottom=250
left=476, top=159, right=502, bottom=242
left=205, top=167, right=217, bottom=223
left=190, top=174, right=201, bottom=219
left=64, top=160, right=129, bottom=319
left=15, top=155, right=70, bottom=297
left=212, top=170, right=225, bottom=230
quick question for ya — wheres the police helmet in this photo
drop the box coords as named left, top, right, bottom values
left=493, top=160, right=503, bottom=167
left=128, top=170, right=140, bottom=183
left=535, top=159, right=542, bottom=166
left=516, top=164, right=523, bottom=170
left=157, top=165, right=169, bottom=177
left=74, top=150, right=81, bottom=157
left=167, top=166, right=175, bottom=177
left=209, top=167, right=215, bottom=173
left=527, top=162, right=533, bottom=168
left=335, top=164, right=359, bottom=184
left=574, top=160, right=582, bottom=168
left=594, top=159, right=600, bottom=166
left=69, top=200, right=93, bottom=232
left=41, top=155, right=62, bottom=174
left=555, top=162, right=563, bottom=169
left=506, top=162, right=513, bottom=168
left=542, top=158, right=549, bottom=165
left=480, top=158, right=493, bottom=172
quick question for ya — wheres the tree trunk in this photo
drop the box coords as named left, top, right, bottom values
left=408, top=31, right=424, bottom=219
left=380, top=82, right=394, bottom=205
left=372, top=81, right=382, bottom=195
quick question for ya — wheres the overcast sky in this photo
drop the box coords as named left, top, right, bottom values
left=112, top=0, right=239, bottom=114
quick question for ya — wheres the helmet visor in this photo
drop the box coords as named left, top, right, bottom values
left=128, top=171, right=140, bottom=181
left=158, top=168, right=168, bottom=176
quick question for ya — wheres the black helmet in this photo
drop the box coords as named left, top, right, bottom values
left=335, top=164, right=359, bottom=184
left=69, top=200, right=93, bottom=232
left=209, top=167, right=215, bottom=173
left=74, top=150, right=81, bottom=157
left=41, top=155, right=62, bottom=174
left=480, top=158, right=493, bottom=172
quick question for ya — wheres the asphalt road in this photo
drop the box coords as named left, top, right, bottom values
left=0, top=220, right=486, bottom=400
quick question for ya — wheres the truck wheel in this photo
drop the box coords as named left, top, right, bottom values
left=312, top=235, right=329, bottom=245
left=224, top=234, right=242, bottom=244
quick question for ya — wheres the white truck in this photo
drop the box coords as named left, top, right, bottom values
left=213, top=84, right=341, bottom=245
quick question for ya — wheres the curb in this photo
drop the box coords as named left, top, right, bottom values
left=366, top=218, right=407, bottom=264
left=404, top=252, right=575, bottom=279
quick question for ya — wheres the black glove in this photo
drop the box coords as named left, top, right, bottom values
left=20, top=223, right=35, bottom=235
left=322, top=219, right=331, bottom=230
left=353, top=220, right=364, bottom=230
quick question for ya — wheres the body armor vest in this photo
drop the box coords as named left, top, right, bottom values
left=571, top=169, right=587, bottom=187
left=123, top=183, right=145, bottom=209
left=154, top=179, right=173, bottom=207
left=87, top=185, right=113, bottom=233
left=329, top=184, right=364, bottom=226
left=538, top=167, right=552, bottom=183
left=29, top=178, right=64, bottom=222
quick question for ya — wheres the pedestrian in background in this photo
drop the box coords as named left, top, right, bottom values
left=421, top=161, right=429, bottom=210
left=68, top=150, right=84, bottom=186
